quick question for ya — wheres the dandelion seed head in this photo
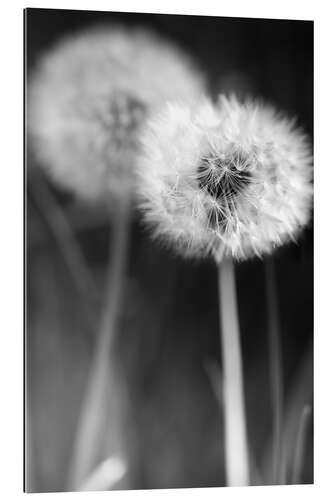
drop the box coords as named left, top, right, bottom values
left=28, top=26, right=205, bottom=203
left=137, top=95, right=313, bottom=261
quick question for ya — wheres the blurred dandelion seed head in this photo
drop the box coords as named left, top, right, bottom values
left=138, top=95, right=313, bottom=261
left=28, top=25, right=205, bottom=203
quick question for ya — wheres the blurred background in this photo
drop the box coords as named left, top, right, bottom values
left=25, top=8, right=313, bottom=492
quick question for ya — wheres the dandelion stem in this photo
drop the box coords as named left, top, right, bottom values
left=204, top=360, right=261, bottom=485
left=79, top=456, right=126, bottom=492
left=264, top=256, right=284, bottom=484
left=217, top=257, right=250, bottom=486
left=68, top=199, right=131, bottom=490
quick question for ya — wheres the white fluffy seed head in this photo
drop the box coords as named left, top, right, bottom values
left=28, top=25, right=206, bottom=203
left=137, top=95, right=313, bottom=261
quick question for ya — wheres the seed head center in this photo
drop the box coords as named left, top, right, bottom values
left=197, top=153, right=252, bottom=201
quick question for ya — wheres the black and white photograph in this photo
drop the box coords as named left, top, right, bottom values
left=24, top=7, right=313, bottom=493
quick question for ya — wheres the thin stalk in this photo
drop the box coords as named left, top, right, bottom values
left=68, top=200, right=131, bottom=490
left=264, top=257, right=284, bottom=484
left=261, top=345, right=313, bottom=484
left=217, top=257, right=250, bottom=486
left=204, top=360, right=261, bottom=485
left=291, top=404, right=312, bottom=484
left=79, top=457, right=126, bottom=492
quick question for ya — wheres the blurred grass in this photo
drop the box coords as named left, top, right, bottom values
left=26, top=178, right=313, bottom=490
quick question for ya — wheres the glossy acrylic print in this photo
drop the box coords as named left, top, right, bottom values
left=25, top=8, right=313, bottom=493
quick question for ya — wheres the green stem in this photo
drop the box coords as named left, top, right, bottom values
left=217, top=257, right=250, bottom=486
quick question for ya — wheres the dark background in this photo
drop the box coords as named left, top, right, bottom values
left=26, top=8, right=313, bottom=492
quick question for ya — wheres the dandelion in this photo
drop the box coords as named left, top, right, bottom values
left=138, top=95, right=312, bottom=261
left=28, top=25, right=206, bottom=491
left=28, top=25, right=205, bottom=203
left=137, top=95, right=313, bottom=486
